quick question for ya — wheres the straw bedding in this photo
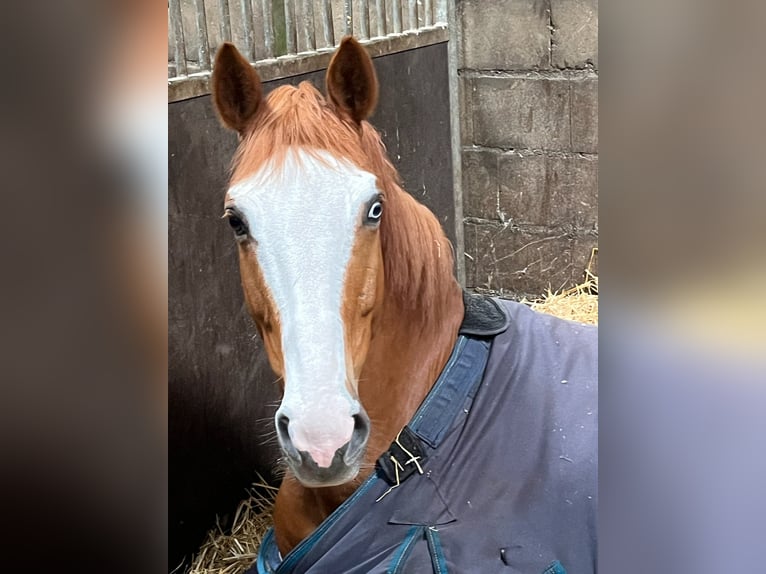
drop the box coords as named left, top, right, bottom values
left=186, top=483, right=278, bottom=574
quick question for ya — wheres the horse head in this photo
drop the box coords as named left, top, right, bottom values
left=212, top=38, right=389, bottom=487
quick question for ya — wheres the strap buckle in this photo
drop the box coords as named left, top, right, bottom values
left=375, top=426, right=426, bottom=501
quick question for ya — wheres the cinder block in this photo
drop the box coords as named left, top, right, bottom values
left=460, top=0, right=551, bottom=70
left=496, top=228, right=574, bottom=295
left=472, top=77, right=571, bottom=150
left=551, top=0, right=599, bottom=69
left=462, top=149, right=500, bottom=220
left=498, top=152, right=598, bottom=227
left=496, top=152, right=547, bottom=225
left=464, top=221, right=578, bottom=296
left=570, top=78, right=598, bottom=152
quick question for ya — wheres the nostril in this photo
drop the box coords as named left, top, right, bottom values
left=353, top=412, right=370, bottom=436
left=275, top=413, right=301, bottom=463
left=345, top=411, right=371, bottom=463
left=276, top=413, right=290, bottom=439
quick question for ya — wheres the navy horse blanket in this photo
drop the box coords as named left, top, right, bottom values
left=251, top=296, right=598, bottom=573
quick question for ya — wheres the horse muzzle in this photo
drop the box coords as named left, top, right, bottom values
left=276, top=409, right=370, bottom=487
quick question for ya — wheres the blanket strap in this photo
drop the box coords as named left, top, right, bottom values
left=385, top=526, right=450, bottom=574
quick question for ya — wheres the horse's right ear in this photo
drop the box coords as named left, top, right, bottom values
left=212, top=43, right=263, bottom=134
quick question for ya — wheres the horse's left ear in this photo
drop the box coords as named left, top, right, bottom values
left=326, top=37, right=379, bottom=123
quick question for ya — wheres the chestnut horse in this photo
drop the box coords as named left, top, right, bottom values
left=212, top=38, right=463, bottom=555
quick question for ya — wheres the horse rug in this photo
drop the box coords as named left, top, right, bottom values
left=250, top=295, right=598, bottom=574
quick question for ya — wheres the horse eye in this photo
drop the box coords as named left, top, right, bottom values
left=226, top=212, right=248, bottom=238
left=366, top=200, right=383, bottom=223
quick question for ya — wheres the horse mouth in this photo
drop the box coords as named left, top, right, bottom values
left=286, top=444, right=363, bottom=487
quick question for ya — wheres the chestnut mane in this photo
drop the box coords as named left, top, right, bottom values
left=230, top=81, right=456, bottom=323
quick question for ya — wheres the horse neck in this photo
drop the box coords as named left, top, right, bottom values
left=273, top=187, right=464, bottom=555
left=359, top=285, right=464, bottom=463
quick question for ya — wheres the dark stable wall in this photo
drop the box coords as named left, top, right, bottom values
left=169, top=42, right=453, bottom=570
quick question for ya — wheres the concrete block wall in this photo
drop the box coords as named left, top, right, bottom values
left=458, top=0, right=598, bottom=299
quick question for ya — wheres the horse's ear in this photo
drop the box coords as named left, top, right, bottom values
left=212, top=42, right=263, bottom=134
left=326, top=37, right=378, bottom=123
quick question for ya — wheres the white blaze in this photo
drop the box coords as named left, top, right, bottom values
left=228, top=149, right=378, bottom=466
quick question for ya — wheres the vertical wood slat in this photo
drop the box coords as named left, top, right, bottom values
left=239, top=0, right=256, bottom=60
left=374, top=0, right=385, bottom=36
left=192, top=0, right=211, bottom=69
left=218, top=0, right=232, bottom=42
left=320, top=0, right=334, bottom=47
left=435, top=0, right=447, bottom=24
left=359, top=0, right=370, bottom=39
left=284, top=0, right=297, bottom=53
left=343, top=0, right=353, bottom=36
left=299, top=0, right=315, bottom=51
left=391, top=0, right=402, bottom=33
left=272, top=0, right=287, bottom=56
left=407, top=0, right=417, bottom=31
left=169, top=0, right=187, bottom=76
left=261, top=0, right=275, bottom=57
left=424, top=0, right=433, bottom=26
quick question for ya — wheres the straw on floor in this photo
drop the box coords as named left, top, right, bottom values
left=526, top=271, right=598, bottom=326
left=187, top=482, right=277, bottom=574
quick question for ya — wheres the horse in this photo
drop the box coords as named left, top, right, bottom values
left=211, top=37, right=597, bottom=574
